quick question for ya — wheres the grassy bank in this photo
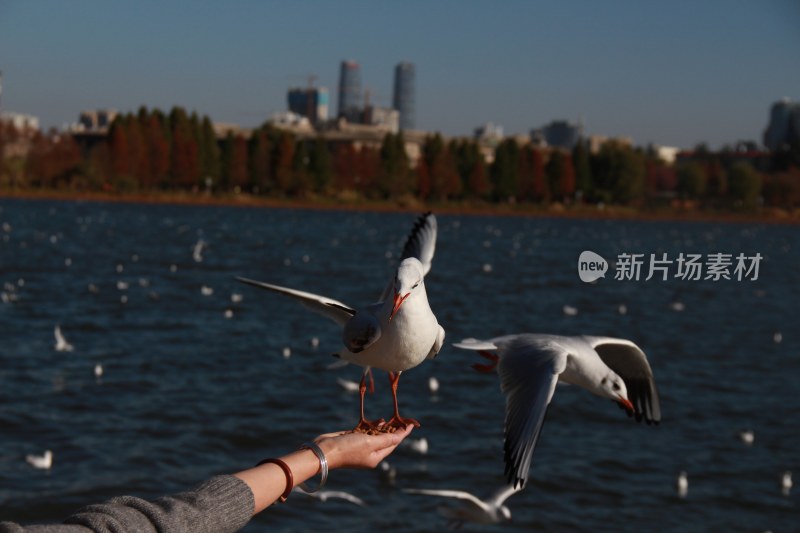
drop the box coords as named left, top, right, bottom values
left=1, top=187, right=798, bottom=225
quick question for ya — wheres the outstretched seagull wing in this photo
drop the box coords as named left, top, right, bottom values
left=585, top=336, right=661, bottom=425
left=487, top=484, right=523, bottom=507
left=236, top=277, right=355, bottom=327
left=453, top=334, right=566, bottom=489
left=379, top=212, right=438, bottom=303
left=399, top=211, right=437, bottom=276
left=495, top=335, right=566, bottom=489
left=403, top=488, right=490, bottom=513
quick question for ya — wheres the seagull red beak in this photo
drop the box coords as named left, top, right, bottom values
left=389, top=292, right=409, bottom=321
left=617, top=396, right=635, bottom=413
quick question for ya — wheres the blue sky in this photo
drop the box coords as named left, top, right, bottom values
left=1, top=0, right=798, bottom=149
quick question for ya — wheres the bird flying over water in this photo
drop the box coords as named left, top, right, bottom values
left=454, top=333, right=660, bottom=488
left=404, top=485, right=521, bottom=528
left=238, top=212, right=444, bottom=432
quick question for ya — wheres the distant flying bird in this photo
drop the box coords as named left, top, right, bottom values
left=404, top=485, right=521, bottom=528
left=238, top=213, right=444, bottom=431
left=293, top=486, right=366, bottom=506
left=54, top=325, right=74, bottom=352
left=454, top=334, right=660, bottom=488
left=26, top=450, right=53, bottom=470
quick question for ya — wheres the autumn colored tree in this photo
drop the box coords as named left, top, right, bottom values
left=220, top=133, right=248, bottom=191
left=518, top=146, right=546, bottom=202
left=332, top=142, right=358, bottom=191
left=145, top=112, right=170, bottom=188
left=453, top=140, right=490, bottom=200
left=109, top=119, right=131, bottom=182
left=169, top=107, right=200, bottom=188
left=272, top=132, right=296, bottom=194
left=355, top=146, right=380, bottom=194
left=552, top=150, right=576, bottom=199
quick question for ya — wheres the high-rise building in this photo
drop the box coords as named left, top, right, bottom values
left=338, top=60, right=362, bottom=122
left=392, top=62, right=415, bottom=130
left=287, top=87, right=329, bottom=125
left=530, top=120, right=583, bottom=150
left=763, top=98, right=800, bottom=150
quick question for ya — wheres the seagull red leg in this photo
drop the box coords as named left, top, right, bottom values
left=354, top=369, right=384, bottom=432
left=385, top=371, right=420, bottom=429
left=472, top=350, right=499, bottom=374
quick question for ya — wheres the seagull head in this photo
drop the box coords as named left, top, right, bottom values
left=600, top=372, right=634, bottom=413
left=498, top=505, right=512, bottom=522
left=389, top=258, right=424, bottom=320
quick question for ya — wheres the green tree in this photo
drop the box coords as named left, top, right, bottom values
left=676, top=161, right=707, bottom=200
left=199, top=116, right=220, bottom=185
left=572, top=142, right=592, bottom=200
left=727, top=162, right=762, bottom=210
left=248, top=128, right=272, bottom=193
left=591, top=142, right=645, bottom=204
left=308, top=137, right=333, bottom=193
left=379, top=132, right=411, bottom=198
left=490, top=139, right=520, bottom=201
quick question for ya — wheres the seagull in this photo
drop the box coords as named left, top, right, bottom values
left=453, top=334, right=661, bottom=488
left=192, top=239, right=205, bottom=262
left=337, top=377, right=360, bottom=393
left=237, top=213, right=444, bottom=431
left=781, top=470, right=792, bottom=496
left=403, top=485, right=521, bottom=528
left=293, top=486, right=366, bottom=506
left=26, top=450, right=53, bottom=470
left=676, top=471, right=688, bottom=498
left=428, top=376, right=440, bottom=394
left=403, top=437, right=429, bottom=455
left=94, top=363, right=103, bottom=378
left=54, top=325, right=74, bottom=352
left=737, top=429, right=755, bottom=445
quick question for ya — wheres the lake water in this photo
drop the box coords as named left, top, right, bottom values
left=0, top=198, right=797, bottom=532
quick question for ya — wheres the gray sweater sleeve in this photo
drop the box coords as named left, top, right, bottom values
left=0, top=475, right=254, bottom=533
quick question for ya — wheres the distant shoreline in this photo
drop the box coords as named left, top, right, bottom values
left=1, top=188, right=798, bottom=225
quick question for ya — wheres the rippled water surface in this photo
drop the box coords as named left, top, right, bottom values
left=1, top=199, right=798, bottom=532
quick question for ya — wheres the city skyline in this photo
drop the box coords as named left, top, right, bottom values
left=0, top=1, right=798, bottom=149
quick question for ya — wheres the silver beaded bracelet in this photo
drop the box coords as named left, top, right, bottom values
left=299, top=441, right=328, bottom=493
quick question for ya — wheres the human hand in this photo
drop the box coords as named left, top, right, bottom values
left=313, top=425, right=414, bottom=470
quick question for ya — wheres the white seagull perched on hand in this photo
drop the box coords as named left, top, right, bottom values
left=453, top=334, right=661, bottom=488
left=237, top=212, right=444, bottom=432
left=403, top=485, right=521, bottom=528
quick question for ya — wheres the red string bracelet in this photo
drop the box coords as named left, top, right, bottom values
left=256, top=458, right=293, bottom=503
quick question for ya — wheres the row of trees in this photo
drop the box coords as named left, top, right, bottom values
left=2, top=106, right=799, bottom=210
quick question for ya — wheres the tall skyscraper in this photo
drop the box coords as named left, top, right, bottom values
left=338, top=60, right=362, bottom=122
left=763, top=98, right=800, bottom=150
left=392, top=62, right=415, bottom=130
left=288, top=87, right=329, bottom=125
